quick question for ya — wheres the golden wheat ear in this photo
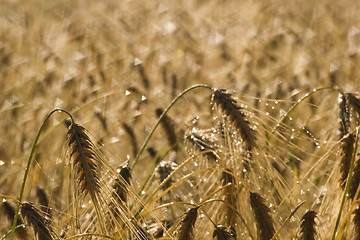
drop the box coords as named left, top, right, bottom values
left=212, top=226, right=236, bottom=240
left=21, top=202, right=54, bottom=240
left=213, top=89, right=256, bottom=149
left=339, top=94, right=350, bottom=137
left=67, top=122, right=100, bottom=196
left=113, top=165, right=132, bottom=204
left=339, top=133, right=355, bottom=189
left=67, top=122, right=106, bottom=233
left=178, top=207, right=199, bottom=240
left=299, top=210, right=317, bottom=240
left=186, top=128, right=218, bottom=161
left=250, top=192, right=275, bottom=240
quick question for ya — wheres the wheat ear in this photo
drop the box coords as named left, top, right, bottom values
left=353, top=207, right=360, bottom=240
left=339, top=94, right=350, bottom=137
left=213, top=89, right=256, bottom=149
left=21, top=202, right=53, bottom=240
left=340, top=133, right=356, bottom=189
left=67, top=122, right=105, bottom=233
left=186, top=129, right=218, bottom=160
left=213, top=226, right=235, bottom=240
left=299, top=210, right=317, bottom=240
left=250, top=192, right=275, bottom=240
left=178, top=207, right=199, bottom=240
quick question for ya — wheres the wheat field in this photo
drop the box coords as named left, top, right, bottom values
left=1, top=0, right=360, bottom=239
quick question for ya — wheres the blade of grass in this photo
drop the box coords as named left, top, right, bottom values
left=10, top=108, right=73, bottom=240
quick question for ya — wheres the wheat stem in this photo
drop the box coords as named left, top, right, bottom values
left=10, top=108, right=73, bottom=240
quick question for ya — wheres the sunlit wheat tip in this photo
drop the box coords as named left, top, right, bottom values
left=213, top=89, right=256, bottom=149
left=339, top=94, right=350, bottom=137
left=340, top=133, right=355, bottom=189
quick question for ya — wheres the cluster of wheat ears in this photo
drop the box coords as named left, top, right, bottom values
left=2, top=0, right=360, bottom=239
left=1, top=85, right=360, bottom=240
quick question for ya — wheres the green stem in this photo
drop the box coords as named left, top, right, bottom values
left=130, top=84, right=212, bottom=169
left=10, top=108, right=73, bottom=240
left=1, top=224, right=27, bottom=240
left=332, top=127, right=359, bottom=240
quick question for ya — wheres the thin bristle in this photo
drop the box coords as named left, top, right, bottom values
left=2, top=201, right=29, bottom=239
left=67, top=122, right=100, bottom=196
left=339, top=133, right=355, bottom=189
left=299, top=210, right=317, bottom=240
left=339, top=94, right=350, bottom=137
left=21, top=202, right=53, bottom=240
left=213, top=89, right=256, bottom=149
left=213, top=226, right=235, bottom=240
left=250, top=192, right=275, bottom=240
left=178, top=207, right=199, bottom=240
left=156, top=108, right=178, bottom=150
